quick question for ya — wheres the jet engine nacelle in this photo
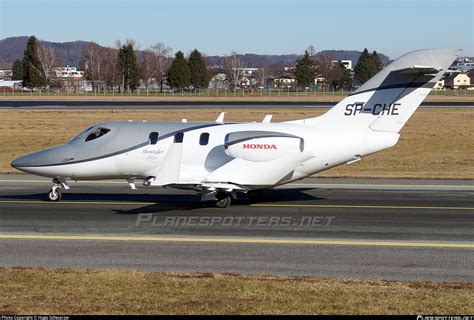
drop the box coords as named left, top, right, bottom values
left=224, top=131, right=304, bottom=162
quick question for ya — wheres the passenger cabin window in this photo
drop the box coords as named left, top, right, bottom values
left=199, top=133, right=209, bottom=145
left=174, top=132, right=184, bottom=143
left=149, top=132, right=159, bottom=145
left=85, top=128, right=110, bottom=142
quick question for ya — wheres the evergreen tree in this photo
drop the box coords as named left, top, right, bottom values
left=115, top=42, right=140, bottom=92
left=371, top=50, right=383, bottom=72
left=22, top=36, right=45, bottom=88
left=11, top=59, right=23, bottom=81
left=294, top=50, right=316, bottom=87
left=167, top=51, right=190, bottom=90
left=354, top=48, right=383, bottom=85
left=188, top=49, right=208, bottom=89
left=354, top=48, right=372, bottom=85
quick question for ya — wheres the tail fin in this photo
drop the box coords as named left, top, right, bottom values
left=305, top=49, right=459, bottom=133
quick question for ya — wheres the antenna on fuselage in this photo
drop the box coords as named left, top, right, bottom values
left=216, top=112, right=226, bottom=123
left=262, top=114, right=272, bottom=123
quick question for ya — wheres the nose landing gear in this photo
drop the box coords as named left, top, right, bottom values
left=47, top=186, right=62, bottom=201
left=47, top=178, right=70, bottom=202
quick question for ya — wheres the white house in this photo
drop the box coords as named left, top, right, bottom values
left=444, top=73, right=471, bottom=89
left=331, top=60, right=352, bottom=70
left=53, top=66, right=84, bottom=78
left=272, top=75, right=296, bottom=88
left=0, top=70, right=13, bottom=80
left=433, top=79, right=444, bottom=89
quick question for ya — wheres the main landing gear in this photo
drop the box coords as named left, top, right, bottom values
left=215, top=192, right=232, bottom=208
left=212, top=190, right=264, bottom=208
left=47, top=178, right=70, bottom=202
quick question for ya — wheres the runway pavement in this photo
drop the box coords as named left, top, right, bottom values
left=0, top=174, right=473, bottom=282
left=0, top=100, right=473, bottom=109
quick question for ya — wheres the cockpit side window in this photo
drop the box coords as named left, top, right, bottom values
left=85, top=128, right=111, bottom=142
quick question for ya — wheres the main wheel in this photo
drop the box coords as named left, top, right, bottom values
left=47, top=188, right=62, bottom=202
left=215, top=194, right=232, bottom=208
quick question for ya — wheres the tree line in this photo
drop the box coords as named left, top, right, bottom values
left=14, top=36, right=209, bottom=92
left=14, top=36, right=384, bottom=91
left=294, top=46, right=382, bottom=89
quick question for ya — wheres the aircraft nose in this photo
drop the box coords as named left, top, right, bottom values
left=11, top=154, right=36, bottom=168
left=11, top=145, right=72, bottom=171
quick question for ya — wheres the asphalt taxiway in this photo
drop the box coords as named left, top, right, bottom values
left=0, top=174, right=472, bottom=282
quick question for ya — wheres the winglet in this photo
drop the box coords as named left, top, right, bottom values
left=262, top=115, right=272, bottom=123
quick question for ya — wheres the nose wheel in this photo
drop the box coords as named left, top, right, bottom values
left=47, top=178, right=69, bottom=202
left=48, top=187, right=62, bottom=201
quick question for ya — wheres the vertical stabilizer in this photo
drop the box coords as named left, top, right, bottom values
left=304, top=49, right=459, bottom=133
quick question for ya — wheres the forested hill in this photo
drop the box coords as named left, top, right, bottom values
left=0, top=36, right=390, bottom=69
left=206, top=50, right=390, bottom=69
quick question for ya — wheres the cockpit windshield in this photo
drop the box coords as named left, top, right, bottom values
left=85, top=128, right=111, bottom=142
left=68, top=126, right=94, bottom=143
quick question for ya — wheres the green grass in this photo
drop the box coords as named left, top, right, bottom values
left=0, top=267, right=472, bottom=315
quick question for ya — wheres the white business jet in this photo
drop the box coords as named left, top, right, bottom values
left=11, top=49, right=459, bottom=207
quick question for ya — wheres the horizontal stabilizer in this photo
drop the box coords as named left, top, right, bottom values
left=393, top=65, right=443, bottom=74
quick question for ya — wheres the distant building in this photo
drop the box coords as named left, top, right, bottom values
left=451, top=58, right=474, bottom=72
left=53, top=66, right=84, bottom=78
left=314, top=77, right=326, bottom=87
left=443, top=73, right=471, bottom=89
left=0, top=80, right=22, bottom=92
left=0, top=70, right=13, bottom=81
left=208, top=73, right=229, bottom=89
left=271, top=74, right=296, bottom=88
left=52, top=66, right=85, bottom=93
left=332, top=60, right=352, bottom=70
left=433, top=79, right=444, bottom=89
left=234, top=67, right=259, bottom=77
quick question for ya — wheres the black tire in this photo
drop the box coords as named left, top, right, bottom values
left=215, top=194, right=232, bottom=208
left=47, top=188, right=62, bottom=202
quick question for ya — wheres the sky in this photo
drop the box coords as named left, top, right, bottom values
left=0, top=0, right=472, bottom=59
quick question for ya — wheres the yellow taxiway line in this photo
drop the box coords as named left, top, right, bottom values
left=0, top=234, right=472, bottom=248
left=0, top=199, right=473, bottom=211
left=0, top=200, right=154, bottom=205
left=251, top=203, right=474, bottom=211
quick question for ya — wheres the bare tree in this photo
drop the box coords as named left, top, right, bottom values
left=150, top=42, right=172, bottom=92
left=37, top=44, right=59, bottom=88
left=307, top=44, right=316, bottom=57
left=256, top=67, right=266, bottom=87
left=140, top=50, right=158, bottom=92
left=225, top=51, right=247, bottom=91
left=315, top=52, right=333, bottom=89
left=103, top=47, right=117, bottom=91
left=81, top=43, right=105, bottom=92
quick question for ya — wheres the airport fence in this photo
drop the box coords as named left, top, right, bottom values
left=1, top=87, right=474, bottom=97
